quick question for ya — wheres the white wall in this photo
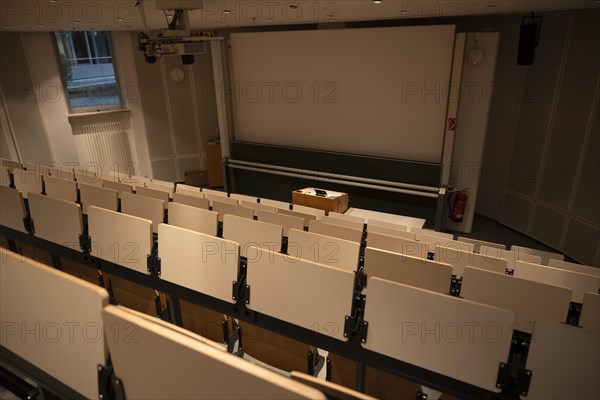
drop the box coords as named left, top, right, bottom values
left=21, top=32, right=78, bottom=165
left=477, top=11, right=600, bottom=266
left=446, top=32, right=500, bottom=233
left=0, top=33, right=53, bottom=164
left=130, top=32, right=219, bottom=182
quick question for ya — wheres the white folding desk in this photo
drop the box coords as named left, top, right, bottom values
left=223, top=214, right=283, bottom=258
left=364, top=247, right=452, bottom=294
left=510, top=245, right=564, bottom=266
left=1, top=252, right=109, bottom=399
left=121, top=192, right=165, bottom=234
left=320, top=214, right=364, bottom=231
left=363, top=277, right=514, bottom=392
left=309, top=220, right=363, bottom=243
left=12, top=168, right=43, bottom=199
left=173, top=192, right=210, bottom=209
left=88, top=206, right=153, bottom=274
left=44, top=177, right=78, bottom=203
left=434, top=246, right=508, bottom=276
left=212, top=200, right=254, bottom=222
left=241, top=201, right=277, bottom=215
left=366, top=232, right=428, bottom=259
left=145, top=179, right=175, bottom=198
left=524, top=319, right=599, bottom=400
left=28, top=193, right=83, bottom=247
left=457, top=236, right=506, bottom=253
left=513, top=261, right=599, bottom=303
left=246, top=247, right=354, bottom=342
left=135, top=185, right=170, bottom=208
left=168, top=203, right=218, bottom=236
left=288, top=228, right=360, bottom=272
left=175, top=184, right=204, bottom=198
left=0, top=186, right=27, bottom=233
left=549, top=258, right=600, bottom=277
left=159, top=223, right=239, bottom=304
left=79, top=183, right=118, bottom=214
left=103, top=305, right=325, bottom=399
left=256, top=209, right=304, bottom=237
left=345, top=207, right=425, bottom=230
left=462, top=267, right=572, bottom=334
left=230, top=193, right=259, bottom=203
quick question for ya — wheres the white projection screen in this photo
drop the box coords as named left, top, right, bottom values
left=230, top=25, right=456, bottom=163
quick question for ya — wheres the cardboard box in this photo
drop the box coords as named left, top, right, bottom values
left=292, top=187, right=349, bottom=214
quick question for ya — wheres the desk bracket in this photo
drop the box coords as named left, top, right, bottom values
left=98, top=362, right=126, bottom=400
left=232, top=257, right=250, bottom=304
left=24, top=216, right=35, bottom=234
left=344, top=294, right=368, bottom=343
left=79, top=231, right=92, bottom=253
left=495, top=331, right=532, bottom=397
left=147, top=242, right=161, bottom=275
left=232, top=281, right=250, bottom=304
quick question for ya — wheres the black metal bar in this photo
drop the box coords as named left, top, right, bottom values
left=0, top=364, right=40, bottom=400
left=170, top=295, right=184, bottom=327
left=356, top=362, right=366, bottom=393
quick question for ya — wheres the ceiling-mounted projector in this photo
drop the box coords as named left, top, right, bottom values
left=137, top=3, right=220, bottom=65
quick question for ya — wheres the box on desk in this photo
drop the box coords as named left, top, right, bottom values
left=292, top=188, right=349, bottom=214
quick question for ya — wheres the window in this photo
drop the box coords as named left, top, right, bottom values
left=54, top=31, right=121, bottom=112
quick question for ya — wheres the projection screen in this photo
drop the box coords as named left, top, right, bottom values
left=230, top=25, right=456, bottom=163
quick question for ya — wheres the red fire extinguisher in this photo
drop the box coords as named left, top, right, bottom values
left=449, top=190, right=469, bottom=223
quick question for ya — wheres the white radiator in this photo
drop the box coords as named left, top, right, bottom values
left=79, top=122, right=132, bottom=175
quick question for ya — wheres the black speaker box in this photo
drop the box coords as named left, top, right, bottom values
left=518, top=22, right=538, bottom=65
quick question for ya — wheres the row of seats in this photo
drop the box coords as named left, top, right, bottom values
left=2, top=160, right=599, bottom=399
left=3, top=160, right=594, bottom=272
left=1, top=250, right=377, bottom=400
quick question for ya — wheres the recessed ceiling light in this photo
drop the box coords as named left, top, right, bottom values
left=374, top=0, right=382, bottom=4
left=35, top=22, right=43, bottom=27
left=50, top=0, right=57, bottom=3
left=3, top=25, right=12, bottom=29
left=117, top=17, right=124, bottom=22
left=223, top=9, right=232, bottom=14
left=73, top=20, right=81, bottom=24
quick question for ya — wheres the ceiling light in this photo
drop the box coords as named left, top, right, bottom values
left=35, top=22, right=43, bottom=27
left=374, top=0, right=382, bottom=4
left=117, top=17, right=124, bottom=22
left=223, top=10, right=232, bottom=14
left=73, top=20, right=81, bottom=24
left=3, top=25, right=12, bottom=29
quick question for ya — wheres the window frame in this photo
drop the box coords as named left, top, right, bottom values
left=53, top=31, right=124, bottom=114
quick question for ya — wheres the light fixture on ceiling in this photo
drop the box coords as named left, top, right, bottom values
left=35, top=22, right=43, bottom=27
left=223, top=9, right=232, bottom=14
left=73, top=20, right=81, bottom=24
left=117, top=17, right=124, bottom=22
left=3, top=25, right=12, bottom=29
left=374, top=0, right=382, bottom=4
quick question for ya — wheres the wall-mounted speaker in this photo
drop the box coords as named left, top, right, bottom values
left=517, top=15, right=542, bottom=66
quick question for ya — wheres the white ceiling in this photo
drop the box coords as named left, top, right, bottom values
left=0, top=0, right=598, bottom=32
